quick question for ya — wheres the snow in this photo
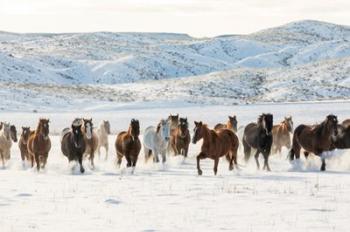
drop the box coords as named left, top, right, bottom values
left=1, top=102, right=350, bottom=231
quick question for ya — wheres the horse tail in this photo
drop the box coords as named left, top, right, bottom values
left=288, top=125, right=305, bottom=161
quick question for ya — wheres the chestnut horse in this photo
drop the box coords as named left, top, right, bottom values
left=170, top=117, right=190, bottom=157
left=192, top=121, right=239, bottom=175
left=115, top=119, right=141, bottom=171
left=82, top=118, right=98, bottom=168
left=271, top=116, right=293, bottom=154
left=27, top=119, right=51, bottom=171
left=214, top=115, right=238, bottom=132
left=242, top=114, right=273, bottom=171
left=19, top=127, right=33, bottom=165
left=289, top=115, right=338, bottom=171
left=61, top=120, right=86, bottom=173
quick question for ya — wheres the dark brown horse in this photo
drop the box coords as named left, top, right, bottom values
left=61, top=120, right=86, bottom=173
left=214, top=115, right=238, bottom=132
left=289, top=115, right=338, bottom=171
left=82, top=118, right=98, bottom=168
left=271, top=116, right=293, bottom=154
left=27, top=119, right=51, bottom=171
left=192, top=121, right=239, bottom=175
left=19, top=127, right=33, bottom=165
left=116, top=119, right=141, bottom=171
left=170, top=117, right=190, bottom=157
left=242, top=114, right=273, bottom=171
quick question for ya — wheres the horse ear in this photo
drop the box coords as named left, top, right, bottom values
left=194, top=121, right=198, bottom=126
left=199, top=121, right=202, bottom=126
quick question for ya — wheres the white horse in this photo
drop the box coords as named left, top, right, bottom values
left=97, top=120, right=111, bottom=160
left=0, top=123, right=17, bottom=167
left=143, top=119, right=171, bottom=163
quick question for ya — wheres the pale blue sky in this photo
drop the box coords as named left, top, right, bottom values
left=0, top=0, right=349, bottom=37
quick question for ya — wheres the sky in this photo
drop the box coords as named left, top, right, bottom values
left=0, top=0, right=349, bottom=37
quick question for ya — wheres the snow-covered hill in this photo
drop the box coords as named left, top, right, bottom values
left=0, top=20, right=350, bottom=111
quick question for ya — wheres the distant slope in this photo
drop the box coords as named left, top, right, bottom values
left=0, top=20, right=349, bottom=111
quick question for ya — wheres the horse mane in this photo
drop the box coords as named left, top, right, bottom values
left=156, top=122, right=161, bottom=133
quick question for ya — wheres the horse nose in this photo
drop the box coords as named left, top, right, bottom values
left=165, top=137, right=170, bottom=141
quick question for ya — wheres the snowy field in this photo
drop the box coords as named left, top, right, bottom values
left=1, top=101, right=350, bottom=231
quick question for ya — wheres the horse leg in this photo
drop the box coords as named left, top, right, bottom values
left=90, top=151, right=95, bottom=168
left=42, top=153, right=48, bottom=169
left=153, top=149, right=160, bottom=163
left=117, top=153, right=123, bottom=168
left=78, top=154, right=85, bottom=173
left=196, top=152, right=206, bottom=175
left=320, top=157, right=326, bottom=171
left=242, top=139, right=251, bottom=162
left=0, top=152, right=4, bottom=167
left=105, top=144, right=109, bottom=161
left=97, top=145, right=101, bottom=159
left=213, top=157, right=219, bottom=175
left=254, top=150, right=260, bottom=170
left=125, top=154, right=132, bottom=167
left=35, top=153, right=40, bottom=171
left=263, top=152, right=271, bottom=171
left=161, top=150, right=166, bottom=163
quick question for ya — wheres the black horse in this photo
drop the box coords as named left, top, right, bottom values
left=242, top=113, right=273, bottom=171
left=61, top=120, right=86, bottom=173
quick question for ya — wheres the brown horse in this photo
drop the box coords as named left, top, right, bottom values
left=170, top=117, right=190, bottom=157
left=341, top=119, right=350, bottom=128
left=192, top=121, right=239, bottom=175
left=82, top=118, right=98, bottom=168
left=272, top=116, right=293, bottom=154
left=289, top=115, right=338, bottom=171
left=27, top=119, right=51, bottom=171
left=19, top=127, right=33, bottom=166
left=214, top=115, right=238, bottom=132
left=115, top=119, right=141, bottom=171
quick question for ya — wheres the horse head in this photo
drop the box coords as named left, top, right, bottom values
left=10, top=125, right=17, bottom=142
left=168, top=114, right=179, bottom=130
left=2, top=123, right=10, bottom=140
left=72, top=121, right=83, bottom=148
left=228, top=115, right=238, bottom=132
left=326, top=114, right=338, bottom=137
left=130, top=119, right=140, bottom=141
left=157, top=119, right=170, bottom=142
left=192, top=121, right=205, bottom=144
left=21, top=127, right=31, bottom=143
left=284, top=116, right=294, bottom=133
left=258, top=114, right=273, bottom=135
left=103, top=120, right=111, bottom=134
left=38, top=118, right=50, bottom=140
left=179, top=117, right=188, bottom=137
left=83, top=118, right=93, bottom=139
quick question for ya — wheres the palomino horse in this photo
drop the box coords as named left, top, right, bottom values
left=97, top=120, right=111, bottom=160
left=28, top=119, right=51, bottom=171
left=243, top=114, right=273, bottom=171
left=19, top=127, right=33, bottom=165
left=116, top=119, right=141, bottom=171
left=61, top=120, right=86, bottom=173
left=214, top=115, right=238, bottom=132
left=271, top=116, right=293, bottom=154
left=0, top=123, right=18, bottom=167
left=192, top=121, right=239, bottom=175
left=170, top=117, right=190, bottom=157
left=289, top=115, right=338, bottom=171
left=82, top=118, right=98, bottom=168
left=143, top=119, right=171, bottom=163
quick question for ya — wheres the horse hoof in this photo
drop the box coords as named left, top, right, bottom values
left=198, top=170, right=203, bottom=175
left=80, top=167, right=85, bottom=173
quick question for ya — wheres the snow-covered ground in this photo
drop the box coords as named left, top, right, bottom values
left=0, top=20, right=350, bottom=111
left=1, top=102, right=350, bottom=231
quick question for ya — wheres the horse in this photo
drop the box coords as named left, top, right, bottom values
left=271, top=116, right=293, bottom=154
left=170, top=117, right=190, bottom=157
left=342, top=119, right=350, bottom=128
left=115, top=119, right=141, bottom=171
left=61, top=120, right=86, bottom=173
left=192, top=121, right=239, bottom=175
left=332, top=124, right=350, bottom=149
left=0, top=123, right=18, bottom=167
left=143, top=119, right=171, bottom=163
left=214, top=115, right=238, bottom=132
left=81, top=118, right=99, bottom=168
left=97, top=120, right=111, bottom=160
left=289, top=115, right=338, bottom=171
left=19, top=127, right=33, bottom=166
left=242, top=114, right=273, bottom=171
left=27, top=119, right=51, bottom=171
